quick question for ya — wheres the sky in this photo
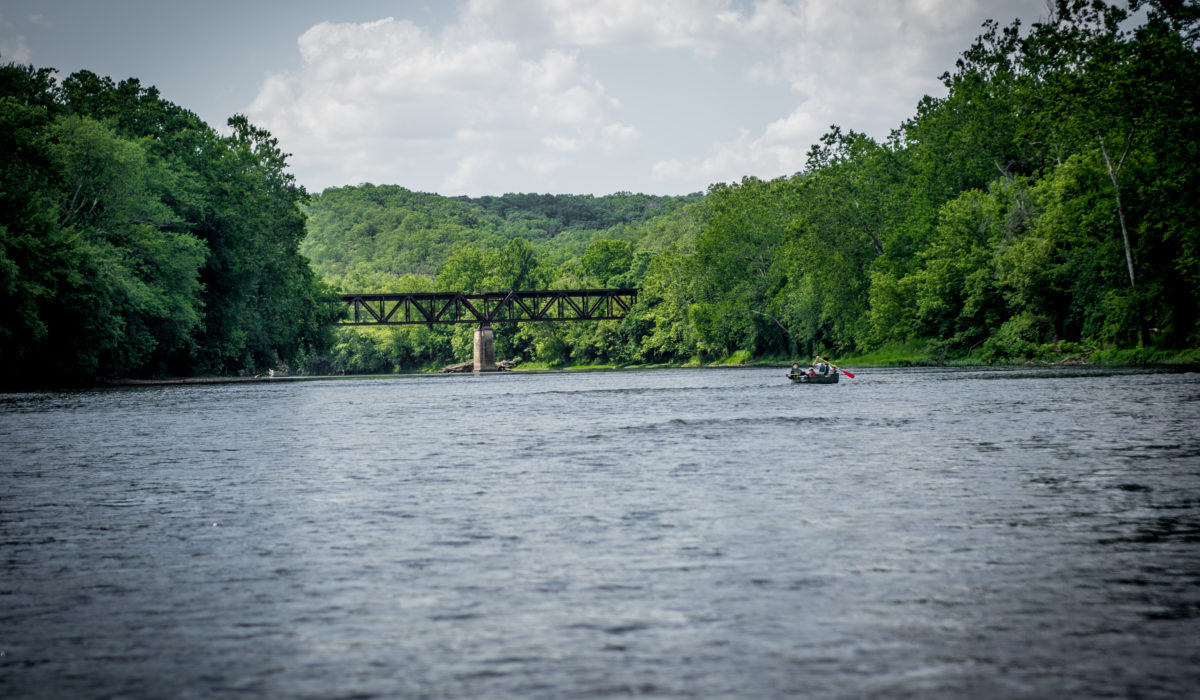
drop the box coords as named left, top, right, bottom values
left=1, top=0, right=1052, bottom=197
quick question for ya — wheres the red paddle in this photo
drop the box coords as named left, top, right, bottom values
left=818, top=356, right=855, bottom=379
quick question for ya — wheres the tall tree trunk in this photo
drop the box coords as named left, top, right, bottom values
left=1098, top=134, right=1136, bottom=289
left=1098, top=131, right=1149, bottom=346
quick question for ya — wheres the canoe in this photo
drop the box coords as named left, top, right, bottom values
left=787, top=372, right=839, bottom=384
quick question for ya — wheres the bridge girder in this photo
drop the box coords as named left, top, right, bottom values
left=336, top=288, right=639, bottom=327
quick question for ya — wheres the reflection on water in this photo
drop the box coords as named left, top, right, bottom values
left=2, top=366, right=1199, bottom=698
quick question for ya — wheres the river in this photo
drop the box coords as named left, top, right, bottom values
left=2, top=366, right=1198, bottom=698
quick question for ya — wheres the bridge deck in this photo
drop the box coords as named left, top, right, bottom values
left=337, top=288, right=638, bottom=326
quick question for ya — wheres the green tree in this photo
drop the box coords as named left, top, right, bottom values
left=1, top=64, right=337, bottom=385
left=0, top=66, right=64, bottom=377
left=47, top=114, right=206, bottom=376
left=496, top=237, right=543, bottom=290
left=909, top=185, right=1017, bottom=349
left=581, top=239, right=633, bottom=286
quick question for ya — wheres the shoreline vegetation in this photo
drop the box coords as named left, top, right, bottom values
left=82, top=345, right=1199, bottom=390
left=4, top=2, right=1198, bottom=391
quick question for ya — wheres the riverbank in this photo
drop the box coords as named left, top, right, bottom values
left=9, top=344, right=1194, bottom=392
left=513, top=341, right=1200, bottom=372
left=95, top=374, right=334, bottom=387
left=832, top=340, right=1200, bottom=368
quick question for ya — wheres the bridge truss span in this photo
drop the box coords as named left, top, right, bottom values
left=337, top=288, right=639, bottom=327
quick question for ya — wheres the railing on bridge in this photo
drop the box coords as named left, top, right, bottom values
left=336, top=288, right=639, bottom=327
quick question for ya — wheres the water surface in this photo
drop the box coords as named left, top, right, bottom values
left=2, top=367, right=1198, bottom=698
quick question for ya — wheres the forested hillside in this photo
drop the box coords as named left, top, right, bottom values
left=302, top=186, right=699, bottom=286
left=0, top=66, right=338, bottom=387
left=307, top=1, right=1199, bottom=373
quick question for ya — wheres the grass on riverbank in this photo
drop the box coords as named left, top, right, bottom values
left=382, top=337, right=1200, bottom=375
left=498, top=341, right=1200, bottom=373
left=830, top=340, right=938, bottom=367
left=833, top=339, right=1200, bottom=368
left=514, top=361, right=621, bottom=371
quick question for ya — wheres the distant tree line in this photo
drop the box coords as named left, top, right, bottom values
left=301, top=186, right=699, bottom=283
left=0, top=65, right=338, bottom=387
left=306, top=0, right=1200, bottom=373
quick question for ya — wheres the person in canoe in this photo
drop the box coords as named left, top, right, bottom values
left=814, top=355, right=854, bottom=378
left=788, top=362, right=801, bottom=377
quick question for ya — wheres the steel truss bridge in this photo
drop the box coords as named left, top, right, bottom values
left=336, top=288, right=639, bottom=327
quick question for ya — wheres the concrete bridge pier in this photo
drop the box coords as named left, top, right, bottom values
left=473, top=325, right=498, bottom=371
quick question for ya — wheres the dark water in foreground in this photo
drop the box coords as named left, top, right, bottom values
left=2, top=366, right=1199, bottom=698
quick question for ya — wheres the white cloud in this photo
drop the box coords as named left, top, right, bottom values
left=600, top=122, right=639, bottom=153
left=442, top=153, right=497, bottom=193
left=455, top=0, right=737, bottom=54
left=647, top=0, right=1048, bottom=191
left=650, top=105, right=823, bottom=187
left=539, top=0, right=732, bottom=54
left=0, top=12, right=32, bottom=64
left=0, top=35, right=31, bottom=63
left=244, top=0, right=1049, bottom=195
left=248, top=13, right=640, bottom=195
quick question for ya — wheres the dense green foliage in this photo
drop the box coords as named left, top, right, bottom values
left=309, top=1, right=1198, bottom=372
left=302, top=186, right=699, bottom=286
left=302, top=186, right=704, bottom=373
left=0, top=65, right=338, bottom=387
